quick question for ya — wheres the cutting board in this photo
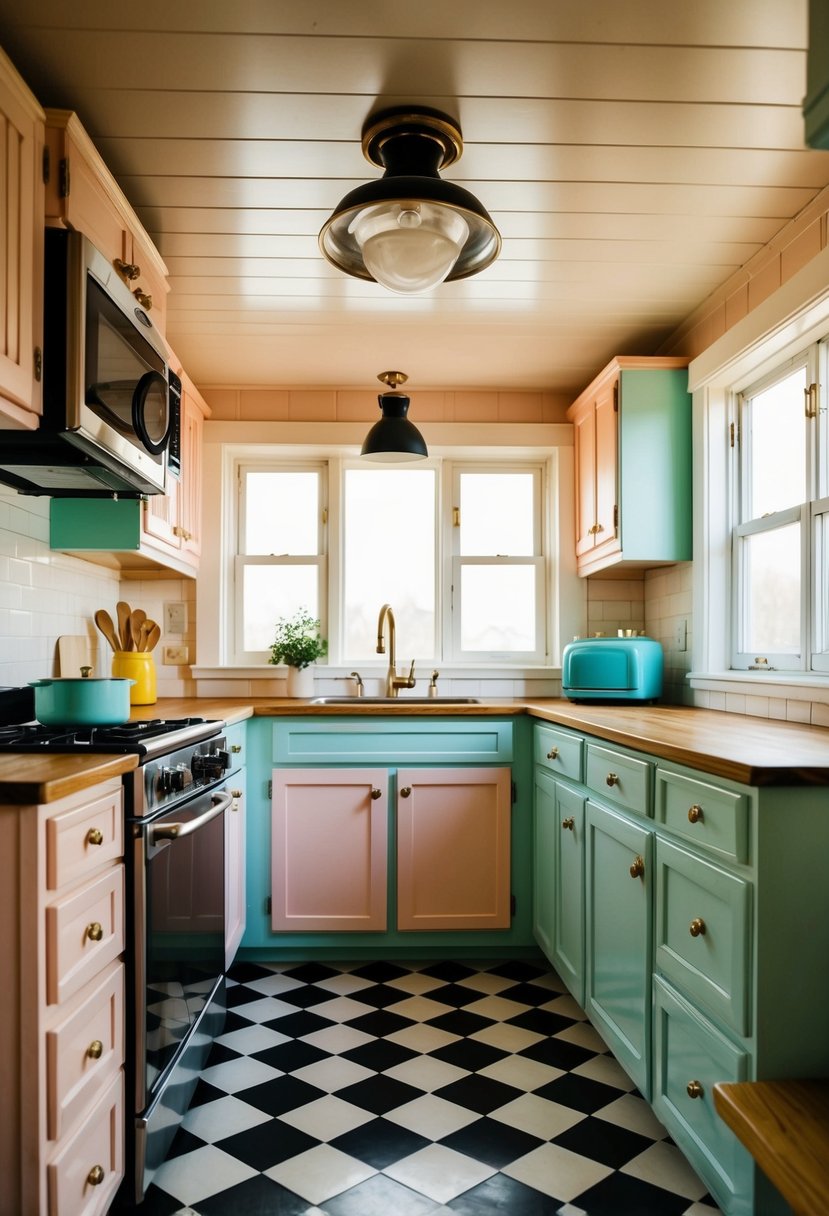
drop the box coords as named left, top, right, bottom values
left=57, top=635, right=93, bottom=677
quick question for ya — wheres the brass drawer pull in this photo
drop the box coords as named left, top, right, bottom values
left=86, top=827, right=104, bottom=846
left=606, top=773, right=619, bottom=787
left=87, top=1164, right=105, bottom=1186
left=113, top=258, right=140, bottom=281
left=371, top=788, right=382, bottom=800
left=688, top=804, right=704, bottom=824
left=87, top=1040, right=104, bottom=1060
left=133, top=288, right=153, bottom=310
left=231, top=789, right=243, bottom=799
left=689, top=917, right=707, bottom=937
left=687, top=1080, right=704, bottom=1100
left=629, top=855, right=645, bottom=879
left=400, top=787, right=411, bottom=798
left=546, top=747, right=559, bottom=760
left=85, top=922, right=103, bottom=942
left=231, top=744, right=242, bottom=753
left=562, top=817, right=575, bottom=831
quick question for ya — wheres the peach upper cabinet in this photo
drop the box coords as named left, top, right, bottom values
left=0, top=47, right=45, bottom=429
left=567, top=356, right=692, bottom=578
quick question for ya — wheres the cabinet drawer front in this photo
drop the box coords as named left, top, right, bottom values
left=46, top=961, right=124, bottom=1142
left=47, top=1069, right=124, bottom=1216
left=534, top=724, right=583, bottom=782
left=655, top=768, right=749, bottom=864
left=46, top=784, right=123, bottom=892
left=586, top=743, right=652, bottom=816
left=273, top=719, right=513, bottom=765
left=653, top=976, right=751, bottom=1214
left=46, top=866, right=124, bottom=1006
left=655, top=839, right=751, bottom=1036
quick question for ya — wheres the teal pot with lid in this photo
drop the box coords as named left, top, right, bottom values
left=29, top=668, right=135, bottom=725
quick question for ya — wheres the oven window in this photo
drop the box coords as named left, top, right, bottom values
left=145, top=795, right=225, bottom=1091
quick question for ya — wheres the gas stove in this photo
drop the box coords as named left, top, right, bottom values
left=0, top=716, right=221, bottom=759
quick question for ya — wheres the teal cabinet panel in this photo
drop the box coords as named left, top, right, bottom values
left=553, top=780, right=586, bottom=1007
left=585, top=742, right=652, bottom=818
left=533, top=769, right=557, bottom=964
left=586, top=799, right=653, bottom=1097
left=272, top=717, right=513, bottom=766
left=653, top=976, right=754, bottom=1216
left=655, top=838, right=752, bottom=1037
left=534, top=723, right=583, bottom=783
left=50, top=497, right=142, bottom=550
left=655, top=767, right=749, bottom=865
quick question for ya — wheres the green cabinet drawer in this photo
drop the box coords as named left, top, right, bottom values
left=653, top=976, right=751, bottom=1215
left=655, top=767, right=749, bottom=864
left=655, top=838, right=752, bottom=1037
left=534, top=723, right=583, bottom=782
left=586, top=742, right=652, bottom=817
left=272, top=718, right=513, bottom=765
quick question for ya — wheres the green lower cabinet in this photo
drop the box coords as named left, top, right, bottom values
left=553, top=781, right=586, bottom=1007
left=533, top=769, right=557, bottom=964
left=653, top=976, right=754, bottom=1216
left=586, top=799, right=653, bottom=1098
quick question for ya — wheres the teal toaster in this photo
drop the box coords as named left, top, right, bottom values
left=562, top=636, right=663, bottom=703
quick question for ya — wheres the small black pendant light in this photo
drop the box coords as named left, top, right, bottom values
left=361, top=371, right=428, bottom=462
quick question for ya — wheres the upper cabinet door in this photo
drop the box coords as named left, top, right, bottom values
left=0, top=49, right=44, bottom=426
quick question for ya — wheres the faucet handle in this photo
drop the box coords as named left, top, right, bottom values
left=349, top=671, right=364, bottom=696
left=405, top=659, right=416, bottom=688
left=428, top=669, right=439, bottom=697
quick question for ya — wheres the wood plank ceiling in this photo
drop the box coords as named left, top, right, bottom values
left=0, top=0, right=826, bottom=397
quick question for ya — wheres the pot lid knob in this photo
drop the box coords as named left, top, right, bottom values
left=80, top=666, right=93, bottom=678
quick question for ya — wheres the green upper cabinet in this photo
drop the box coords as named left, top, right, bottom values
left=805, top=0, right=829, bottom=148
left=567, top=356, right=692, bottom=577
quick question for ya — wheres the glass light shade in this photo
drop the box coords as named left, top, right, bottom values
left=349, top=202, right=470, bottom=294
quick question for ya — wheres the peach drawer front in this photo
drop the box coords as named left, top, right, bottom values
left=47, top=1069, right=124, bottom=1216
left=46, top=784, right=123, bottom=892
left=46, top=867, right=124, bottom=1006
left=46, top=960, right=124, bottom=1141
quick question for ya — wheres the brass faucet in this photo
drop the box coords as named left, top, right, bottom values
left=376, top=603, right=416, bottom=697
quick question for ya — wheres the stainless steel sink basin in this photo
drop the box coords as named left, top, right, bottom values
left=310, top=696, right=481, bottom=705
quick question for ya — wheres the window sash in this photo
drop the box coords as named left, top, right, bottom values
left=234, top=554, right=326, bottom=664
left=450, top=556, right=546, bottom=661
left=731, top=505, right=806, bottom=670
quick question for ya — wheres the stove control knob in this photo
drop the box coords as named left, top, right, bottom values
left=193, top=753, right=226, bottom=781
left=209, top=748, right=231, bottom=771
left=159, top=765, right=191, bottom=793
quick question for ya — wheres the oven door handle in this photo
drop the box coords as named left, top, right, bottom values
left=148, top=790, right=232, bottom=843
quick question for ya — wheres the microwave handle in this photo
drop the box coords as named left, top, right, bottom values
left=132, top=369, right=170, bottom=455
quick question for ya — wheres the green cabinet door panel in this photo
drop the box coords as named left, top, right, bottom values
left=533, top=768, right=557, bottom=965
left=586, top=799, right=653, bottom=1097
left=272, top=718, right=514, bottom=765
left=553, top=780, right=586, bottom=1007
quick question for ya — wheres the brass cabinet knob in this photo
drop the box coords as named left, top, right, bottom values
left=231, top=790, right=243, bottom=799
left=231, top=744, right=242, bottom=753
left=629, top=855, right=645, bottom=879
left=687, top=1080, right=704, bottom=1100
left=689, top=917, right=707, bottom=937
left=546, top=747, right=559, bottom=760
left=400, top=787, right=412, bottom=798
left=133, top=288, right=153, bottom=309
left=370, top=788, right=382, bottom=800
left=87, top=1040, right=104, bottom=1060
left=87, top=1164, right=105, bottom=1186
left=688, top=804, right=704, bottom=824
left=86, top=827, right=104, bottom=846
left=113, top=258, right=140, bottom=281
left=606, top=773, right=619, bottom=787
left=85, top=922, right=103, bottom=942
left=562, top=817, right=575, bottom=831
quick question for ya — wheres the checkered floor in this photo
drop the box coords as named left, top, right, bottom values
left=131, top=959, right=722, bottom=1215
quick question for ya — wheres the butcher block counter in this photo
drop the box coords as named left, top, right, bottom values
left=2, top=697, right=828, bottom=801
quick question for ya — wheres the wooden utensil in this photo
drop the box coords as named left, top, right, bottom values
left=129, top=608, right=146, bottom=651
left=141, top=622, right=161, bottom=652
left=94, top=609, right=120, bottom=653
left=116, top=600, right=132, bottom=650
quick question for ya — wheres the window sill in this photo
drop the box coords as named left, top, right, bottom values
left=688, top=671, right=829, bottom=704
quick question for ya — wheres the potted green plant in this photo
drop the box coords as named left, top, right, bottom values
left=269, top=608, right=327, bottom=697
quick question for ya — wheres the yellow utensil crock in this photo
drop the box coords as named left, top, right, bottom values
left=112, top=651, right=157, bottom=705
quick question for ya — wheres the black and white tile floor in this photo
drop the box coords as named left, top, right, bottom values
left=134, top=959, right=722, bottom=1216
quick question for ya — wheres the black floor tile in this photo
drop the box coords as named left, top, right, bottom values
left=350, top=960, right=411, bottom=982
left=226, top=983, right=267, bottom=1009
left=237, top=1074, right=327, bottom=1116
left=433, top=1073, right=523, bottom=1115
left=498, top=980, right=561, bottom=1007
left=325, top=1172, right=442, bottom=1216
left=482, top=959, right=548, bottom=982
left=425, top=1008, right=495, bottom=1037
left=162, top=1127, right=206, bottom=1160
left=419, top=960, right=478, bottom=982
left=572, top=1170, right=692, bottom=1215
left=219, top=1008, right=256, bottom=1036
left=345, top=1008, right=417, bottom=1037
left=425, top=981, right=489, bottom=1008
left=252, top=1038, right=328, bottom=1071
left=330, top=1116, right=432, bottom=1168
left=518, top=1034, right=595, bottom=1071
left=336, top=1073, right=424, bottom=1114
left=205, top=1041, right=243, bottom=1067
left=506, top=1007, right=576, bottom=1036
left=215, top=1117, right=319, bottom=1170
left=351, top=981, right=414, bottom=1008
left=441, top=1115, right=544, bottom=1167
left=341, top=1037, right=419, bottom=1072
left=281, top=961, right=341, bottom=983
left=226, top=961, right=280, bottom=984
left=263, top=1009, right=335, bottom=1037
left=552, top=1112, right=656, bottom=1167
left=188, top=1077, right=228, bottom=1108
left=446, top=1171, right=563, bottom=1214
left=274, top=982, right=339, bottom=1008
left=428, top=1038, right=505, bottom=1072
left=535, top=1071, right=624, bottom=1114
left=111, top=1183, right=183, bottom=1215
left=195, top=1173, right=312, bottom=1215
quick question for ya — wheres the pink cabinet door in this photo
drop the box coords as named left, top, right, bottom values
left=271, top=769, right=388, bottom=931
left=397, top=767, right=511, bottom=931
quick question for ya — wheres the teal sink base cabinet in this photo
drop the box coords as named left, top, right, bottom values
left=532, top=720, right=829, bottom=1216
left=239, top=716, right=537, bottom=960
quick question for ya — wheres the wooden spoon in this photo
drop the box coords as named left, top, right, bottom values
left=116, top=600, right=132, bottom=650
left=129, top=608, right=146, bottom=651
left=94, top=609, right=120, bottom=653
left=142, top=622, right=161, bottom=652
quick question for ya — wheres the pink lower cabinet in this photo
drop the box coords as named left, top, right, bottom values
left=396, top=767, right=512, bottom=930
left=271, top=769, right=388, bottom=930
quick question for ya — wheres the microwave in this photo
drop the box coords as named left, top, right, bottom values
left=0, top=229, right=174, bottom=497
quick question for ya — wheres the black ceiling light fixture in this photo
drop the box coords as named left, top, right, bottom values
left=319, top=106, right=501, bottom=295
left=361, top=371, right=428, bottom=462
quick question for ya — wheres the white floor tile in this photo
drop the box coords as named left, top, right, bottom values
left=291, top=1055, right=375, bottom=1092
left=477, top=1053, right=563, bottom=1091
left=309, top=995, right=377, bottom=1023
left=525, top=971, right=568, bottom=994
left=198, top=1055, right=282, bottom=1094
left=571, top=1053, right=636, bottom=1091
left=181, top=1095, right=271, bottom=1142
left=265, top=1144, right=376, bottom=1205
left=301, top=1024, right=375, bottom=1055
left=153, top=1145, right=258, bottom=1205
left=455, top=972, right=516, bottom=995
left=542, top=993, right=588, bottom=1020
left=385, top=1023, right=460, bottom=1054
left=462, top=994, right=531, bottom=1022
left=621, top=1139, right=710, bottom=1201
left=469, top=1022, right=545, bottom=1053
left=384, top=994, right=455, bottom=1022
left=503, top=1142, right=613, bottom=1202
left=279, top=1094, right=376, bottom=1139
left=384, top=1093, right=481, bottom=1139
left=385, top=972, right=446, bottom=995
left=215, top=1023, right=290, bottom=1055
left=554, top=1021, right=609, bottom=1053
left=594, top=1092, right=669, bottom=1140
left=242, top=973, right=306, bottom=996
left=489, top=1092, right=586, bottom=1139
left=313, top=973, right=375, bottom=995
left=384, top=1144, right=496, bottom=1203
left=231, top=996, right=299, bottom=1024
left=384, top=1055, right=470, bottom=1092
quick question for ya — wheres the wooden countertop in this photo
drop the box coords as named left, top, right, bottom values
left=2, top=697, right=828, bottom=800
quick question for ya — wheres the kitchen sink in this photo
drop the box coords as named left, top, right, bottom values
left=310, top=696, right=481, bottom=705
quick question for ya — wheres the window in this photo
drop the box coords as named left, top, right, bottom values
left=232, top=457, right=549, bottom=666
left=732, top=344, right=829, bottom=672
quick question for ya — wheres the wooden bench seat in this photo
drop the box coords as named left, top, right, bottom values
left=714, top=1080, right=829, bottom=1216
